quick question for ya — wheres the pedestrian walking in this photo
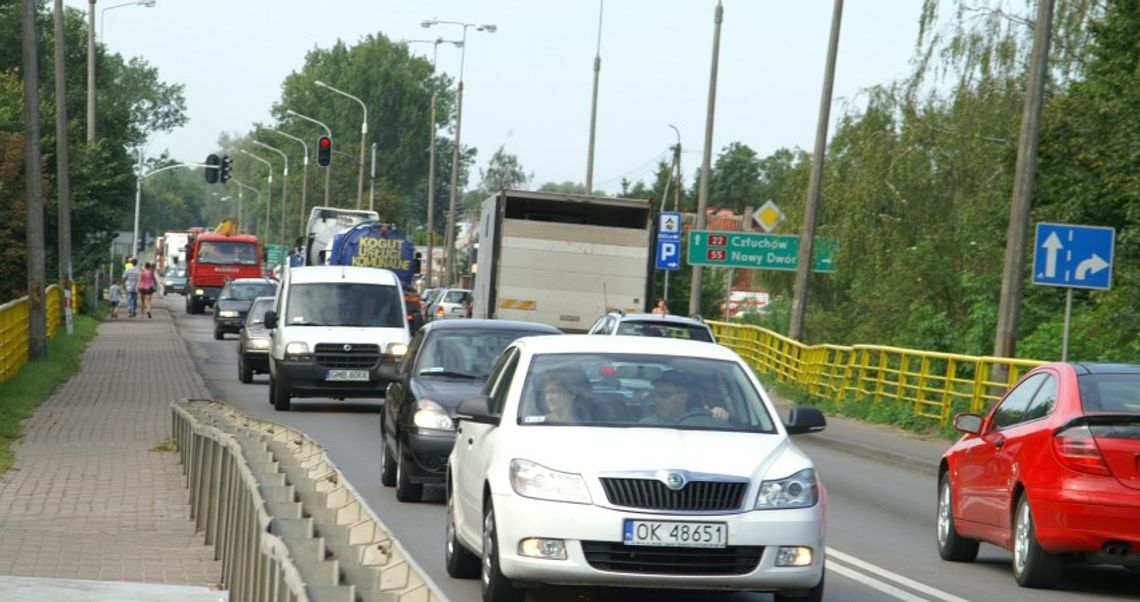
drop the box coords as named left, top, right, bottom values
left=651, top=298, right=669, bottom=316
left=108, top=279, right=122, bottom=318
left=123, top=259, right=141, bottom=318
left=139, top=262, right=157, bottom=319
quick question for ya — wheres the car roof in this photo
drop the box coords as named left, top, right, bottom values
left=516, top=333, right=734, bottom=359
left=286, top=265, right=401, bottom=285
left=1070, top=362, right=1140, bottom=375
left=229, top=277, right=277, bottom=285
left=611, top=312, right=709, bottom=327
left=422, top=319, right=560, bottom=334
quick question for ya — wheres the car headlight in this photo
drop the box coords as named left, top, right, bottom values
left=509, top=459, right=591, bottom=504
left=284, top=342, right=310, bottom=360
left=219, top=310, right=238, bottom=318
left=755, top=468, right=818, bottom=510
left=386, top=342, right=408, bottom=357
left=249, top=338, right=269, bottom=350
left=194, top=288, right=205, bottom=295
left=412, top=399, right=454, bottom=430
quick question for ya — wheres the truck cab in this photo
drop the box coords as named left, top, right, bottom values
left=184, top=229, right=263, bottom=314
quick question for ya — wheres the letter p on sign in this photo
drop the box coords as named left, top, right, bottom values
left=656, top=240, right=680, bottom=271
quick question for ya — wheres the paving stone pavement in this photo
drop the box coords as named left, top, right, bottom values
left=0, top=303, right=223, bottom=592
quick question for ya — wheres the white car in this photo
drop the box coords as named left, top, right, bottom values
left=445, top=335, right=827, bottom=602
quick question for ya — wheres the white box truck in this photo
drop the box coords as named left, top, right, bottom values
left=471, top=189, right=655, bottom=332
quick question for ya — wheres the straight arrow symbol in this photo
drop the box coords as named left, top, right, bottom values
left=1042, top=232, right=1062, bottom=278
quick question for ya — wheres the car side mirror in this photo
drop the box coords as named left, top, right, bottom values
left=378, top=364, right=400, bottom=381
left=784, top=406, right=826, bottom=435
left=953, top=413, right=983, bottom=435
left=264, top=310, right=278, bottom=329
left=456, top=395, right=498, bottom=426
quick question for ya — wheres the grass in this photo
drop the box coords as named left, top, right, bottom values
left=151, top=437, right=177, bottom=453
left=0, top=310, right=103, bottom=473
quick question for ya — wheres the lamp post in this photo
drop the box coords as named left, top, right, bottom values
left=87, top=0, right=155, bottom=141
left=239, top=149, right=273, bottom=247
left=253, top=140, right=289, bottom=253
left=399, top=37, right=462, bottom=288
left=265, top=127, right=309, bottom=238
left=133, top=160, right=210, bottom=257
left=314, top=80, right=367, bottom=209
left=286, top=109, right=333, bottom=207
left=227, top=177, right=260, bottom=233
left=421, top=18, right=497, bottom=286
left=585, top=0, right=604, bottom=193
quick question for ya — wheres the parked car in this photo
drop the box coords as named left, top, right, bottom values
left=937, top=362, right=1140, bottom=588
left=163, top=268, right=188, bottom=296
left=237, top=296, right=276, bottom=383
left=587, top=310, right=716, bottom=343
left=212, top=278, right=278, bottom=340
left=445, top=335, right=827, bottom=602
left=427, top=288, right=472, bottom=321
left=379, top=319, right=562, bottom=502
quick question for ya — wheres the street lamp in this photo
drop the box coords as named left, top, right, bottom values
left=399, top=37, right=462, bottom=289
left=87, top=0, right=156, bottom=141
left=239, top=149, right=273, bottom=247
left=313, top=80, right=367, bottom=210
left=132, top=159, right=209, bottom=258
left=253, top=140, right=289, bottom=252
left=421, top=18, right=496, bottom=286
left=226, top=177, right=260, bottom=234
left=285, top=109, right=333, bottom=206
left=264, top=127, right=309, bottom=238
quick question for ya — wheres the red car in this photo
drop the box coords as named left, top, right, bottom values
left=937, top=362, right=1140, bottom=588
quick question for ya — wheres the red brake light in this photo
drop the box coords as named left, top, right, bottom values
left=1053, top=425, right=1112, bottom=476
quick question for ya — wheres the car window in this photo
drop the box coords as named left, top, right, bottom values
left=516, top=353, right=776, bottom=432
left=400, top=329, right=426, bottom=374
left=588, top=316, right=607, bottom=334
left=245, top=299, right=273, bottom=325
left=616, top=320, right=714, bottom=342
left=230, top=282, right=277, bottom=300
left=481, top=347, right=517, bottom=396
left=1078, top=373, right=1140, bottom=414
left=285, top=282, right=403, bottom=327
left=489, top=349, right=521, bottom=415
left=443, top=290, right=469, bottom=303
left=1023, top=375, right=1057, bottom=421
left=417, top=329, right=552, bottom=378
left=990, top=373, right=1047, bottom=430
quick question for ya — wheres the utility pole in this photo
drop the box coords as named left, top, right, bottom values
left=53, top=0, right=73, bottom=312
left=789, top=0, right=844, bottom=341
left=584, top=0, right=603, bottom=193
left=86, top=0, right=95, bottom=141
left=994, top=0, right=1055, bottom=358
left=22, top=0, right=48, bottom=359
left=689, top=1, right=723, bottom=316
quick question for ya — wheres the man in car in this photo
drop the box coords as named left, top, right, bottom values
left=641, top=371, right=730, bottom=425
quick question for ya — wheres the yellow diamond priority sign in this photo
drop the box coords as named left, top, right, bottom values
left=752, top=200, right=785, bottom=233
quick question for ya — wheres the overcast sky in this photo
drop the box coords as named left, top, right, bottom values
left=68, top=0, right=924, bottom=196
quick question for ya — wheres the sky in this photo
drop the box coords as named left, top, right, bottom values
left=68, top=0, right=925, bottom=197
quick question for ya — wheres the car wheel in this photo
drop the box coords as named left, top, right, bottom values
left=379, top=420, right=396, bottom=487
left=773, top=570, right=824, bottom=602
left=395, top=439, right=424, bottom=502
left=270, top=372, right=291, bottom=411
left=936, top=473, right=979, bottom=562
left=481, top=503, right=523, bottom=602
left=238, top=356, right=252, bottom=384
left=445, top=486, right=480, bottom=578
left=213, top=326, right=223, bottom=340
left=1013, top=494, right=1062, bottom=588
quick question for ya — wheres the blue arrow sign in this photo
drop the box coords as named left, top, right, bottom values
left=656, top=239, right=680, bottom=270
left=1032, top=223, right=1114, bottom=290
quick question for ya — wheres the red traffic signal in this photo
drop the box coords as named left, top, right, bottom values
left=317, top=136, right=332, bottom=167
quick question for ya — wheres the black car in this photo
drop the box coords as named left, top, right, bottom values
left=213, top=278, right=278, bottom=340
left=380, top=319, right=562, bottom=501
left=237, top=296, right=275, bottom=383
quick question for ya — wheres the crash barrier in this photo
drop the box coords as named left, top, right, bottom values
left=708, top=321, right=1045, bottom=426
left=0, top=285, right=63, bottom=383
left=172, top=399, right=445, bottom=602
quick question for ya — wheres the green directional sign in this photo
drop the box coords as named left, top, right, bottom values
left=265, top=244, right=286, bottom=266
left=687, top=230, right=837, bottom=272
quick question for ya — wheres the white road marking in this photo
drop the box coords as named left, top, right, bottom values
left=827, top=559, right=932, bottom=602
left=827, top=547, right=973, bottom=602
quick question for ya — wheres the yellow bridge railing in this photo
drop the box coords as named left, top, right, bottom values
left=708, top=321, right=1046, bottom=426
left=1, top=285, right=65, bottom=383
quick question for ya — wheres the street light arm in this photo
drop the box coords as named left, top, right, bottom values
left=140, top=162, right=210, bottom=180
left=252, top=140, right=289, bottom=175
left=314, top=81, right=367, bottom=135
left=285, top=109, right=332, bottom=138
left=265, top=127, right=309, bottom=165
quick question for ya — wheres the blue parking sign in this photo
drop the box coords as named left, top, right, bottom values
left=1032, top=223, right=1115, bottom=290
left=656, top=239, right=680, bottom=270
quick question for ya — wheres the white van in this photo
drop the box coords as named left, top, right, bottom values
left=264, top=265, right=409, bottom=411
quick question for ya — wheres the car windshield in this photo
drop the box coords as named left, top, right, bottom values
left=516, top=353, right=776, bottom=433
left=1078, top=373, right=1140, bottom=414
left=616, top=320, right=714, bottom=342
left=226, top=282, right=276, bottom=300
left=245, top=299, right=274, bottom=325
left=197, top=241, right=259, bottom=265
left=417, top=329, right=552, bottom=378
left=285, top=282, right=403, bottom=327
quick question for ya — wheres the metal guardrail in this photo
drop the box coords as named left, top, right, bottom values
left=709, top=321, right=1046, bottom=425
left=0, top=285, right=62, bottom=382
left=172, top=399, right=446, bottom=602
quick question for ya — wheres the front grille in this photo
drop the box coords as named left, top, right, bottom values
left=582, top=541, right=762, bottom=575
left=314, top=343, right=381, bottom=369
left=600, top=478, right=747, bottom=512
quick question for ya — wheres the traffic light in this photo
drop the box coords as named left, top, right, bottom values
left=219, top=155, right=233, bottom=183
left=317, top=136, right=332, bottom=167
left=204, top=153, right=220, bottom=184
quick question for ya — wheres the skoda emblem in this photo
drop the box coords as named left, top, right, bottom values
left=343, top=344, right=353, bottom=352
left=665, top=472, right=686, bottom=491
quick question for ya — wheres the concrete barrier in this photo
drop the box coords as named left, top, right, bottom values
left=172, top=399, right=447, bottom=602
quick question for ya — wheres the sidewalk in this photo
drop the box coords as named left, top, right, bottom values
left=0, top=300, right=224, bottom=601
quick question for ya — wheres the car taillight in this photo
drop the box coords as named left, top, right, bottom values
left=436, top=306, right=444, bottom=316
left=1053, top=425, right=1111, bottom=476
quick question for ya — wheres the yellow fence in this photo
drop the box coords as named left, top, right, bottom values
left=708, top=321, right=1046, bottom=426
left=0, top=285, right=65, bottom=383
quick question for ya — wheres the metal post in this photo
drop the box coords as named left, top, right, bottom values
left=427, top=89, right=437, bottom=287
left=86, top=0, right=95, bottom=141
left=584, top=0, right=603, bottom=193
left=253, top=141, right=288, bottom=256
left=689, top=1, right=723, bottom=316
left=264, top=127, right=308, bottom=238
left=446, top=80, right=464, bottom=286
left=1061, top=288, right=1072, bottom=361
left=285, top=110, right=331, bottom=206
left=369, top=142, right=377, bottom=211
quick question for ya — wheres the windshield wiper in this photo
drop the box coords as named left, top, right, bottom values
left=419, top=369, right=479, bottom=379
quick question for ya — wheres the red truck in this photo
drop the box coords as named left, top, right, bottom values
left=184, top=221, right=263, bottom=314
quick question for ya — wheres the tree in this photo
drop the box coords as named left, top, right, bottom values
left=708, top=142, right=762, bottom=212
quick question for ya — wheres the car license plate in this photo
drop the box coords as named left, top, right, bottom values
left=623, top=520, right=727, bottom=548
left=325, top=369, right=369, bottom=382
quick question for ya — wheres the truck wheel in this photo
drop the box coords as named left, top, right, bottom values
left=271, top=373, right=291, bottom=411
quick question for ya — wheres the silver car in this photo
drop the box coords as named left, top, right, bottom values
left=427, top=288, right=472, bottom=321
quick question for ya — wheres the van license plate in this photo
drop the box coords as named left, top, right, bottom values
left=326, top=370, right=369, bottom=382
left=623, top=520, right=727, bottom=548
